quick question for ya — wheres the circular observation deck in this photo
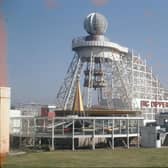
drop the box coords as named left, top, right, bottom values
left=72, top=37, right=128, bottom=54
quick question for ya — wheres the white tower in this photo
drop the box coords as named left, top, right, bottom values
left=0, top=15, right=11, bottom=165
left=56, top=12, right=132, bottom=111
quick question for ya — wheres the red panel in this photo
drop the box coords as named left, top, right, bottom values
left=48, top=111, right=55, bottom=120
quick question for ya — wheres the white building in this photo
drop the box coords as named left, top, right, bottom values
left=10, top=109, right=21, bottom=134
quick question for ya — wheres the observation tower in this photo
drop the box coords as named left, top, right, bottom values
left=56, top=12, right=168, bottom=121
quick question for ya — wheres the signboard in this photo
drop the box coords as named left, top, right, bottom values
left=141, top=100, right=168, bottom=108
left=132, top=99, right=168, bottom=109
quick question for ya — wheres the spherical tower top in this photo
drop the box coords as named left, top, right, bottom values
left=84, top=12, right=108, bottom=35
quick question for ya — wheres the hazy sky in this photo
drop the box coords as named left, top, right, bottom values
left=1, top=0, right=168, bottom=105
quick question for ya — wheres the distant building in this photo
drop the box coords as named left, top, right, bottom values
left=41, top=105, right=56, bottom=117
left=15, top=103, right=43, bottom=117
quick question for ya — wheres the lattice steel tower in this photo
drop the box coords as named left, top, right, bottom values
left=56, top=12, right=133, bottom=111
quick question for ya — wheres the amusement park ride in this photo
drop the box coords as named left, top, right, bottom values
left=8, top=12, right=168, bottom=153
left=56, top=12, right=168, bottom=120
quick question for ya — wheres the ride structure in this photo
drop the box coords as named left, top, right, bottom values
left=56, top=12, right=168, bottom=121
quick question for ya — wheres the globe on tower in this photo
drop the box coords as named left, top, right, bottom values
left=84, top=12, right=108, bottom=35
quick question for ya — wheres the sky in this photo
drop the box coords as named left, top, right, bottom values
left=1, top=0, right=168, bottom=105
